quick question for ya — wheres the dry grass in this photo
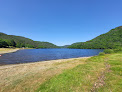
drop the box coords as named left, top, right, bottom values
left=0, top=57, right=89, bottom=92
left=0, top=48, right=20, bottom=54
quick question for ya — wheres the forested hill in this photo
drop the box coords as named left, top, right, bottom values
left=0, top=32, right=58, bottom=48
left=68, top=26, right=122, bottom=49
left=59, top=45, right=70, bottom=48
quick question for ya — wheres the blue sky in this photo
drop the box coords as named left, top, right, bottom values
left=0, top=0, right=122, bottom=46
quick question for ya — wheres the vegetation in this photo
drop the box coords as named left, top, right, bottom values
left=99, top=52, right=105, bottom=56
left=0, top=55, right=88, bottom=92
left=0, top=32, right=58, bottom=48
left=68, top=26, right=122, bottom=49
left=37, top=51, right=122, bottom=92
left=104, top=49, right=114, bottom=54
left=59, top=45, right=70, bottom=48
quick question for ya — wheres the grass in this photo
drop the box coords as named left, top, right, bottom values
left=0, top=57, right=88, bottom=92
left=0, top=48, right=19, bottom=54
left=97, top=53, right=122, bottom=92
left=37, top=52, right=122, bottom=92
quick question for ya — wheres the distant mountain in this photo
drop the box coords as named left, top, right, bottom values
left=59, top=45, right=70, bottom=48
left=0, top=32, right=58, bottom=48
left=68, top=26, right=122, bottom=49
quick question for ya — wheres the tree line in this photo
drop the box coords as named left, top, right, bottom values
left=68, top=26, right=122, bottom=49
left=0, top=32, right=58, bottom=48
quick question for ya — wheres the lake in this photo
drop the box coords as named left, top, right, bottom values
left=0, top=49, right=103, bottom=64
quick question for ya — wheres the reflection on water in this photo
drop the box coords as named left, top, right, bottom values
left=0, top=49, right=103, bottom=64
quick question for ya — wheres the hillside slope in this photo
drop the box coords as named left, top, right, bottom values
left=0, top=32, right=58, bottom=48
left=68, top=26, right=122, bottom=49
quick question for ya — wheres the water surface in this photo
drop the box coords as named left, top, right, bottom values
left=0, top=49, right=103, bottom=64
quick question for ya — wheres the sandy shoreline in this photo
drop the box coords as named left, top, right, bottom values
left=0, top=48, right=20, bottom=54
left=0, top=56, right=91, bottom=66
left=0, top=48, right=34, bottom=55
left=0, top=56, right=90, bottom=68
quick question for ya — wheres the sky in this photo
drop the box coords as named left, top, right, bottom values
left=0, top=0, right=122, bottom=46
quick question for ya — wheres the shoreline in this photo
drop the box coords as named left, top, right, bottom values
left=0, top=48, right=20, bottom=54
left=0, top=48, right=34, bottom=54
left=0, top=56, right=91, bottom=67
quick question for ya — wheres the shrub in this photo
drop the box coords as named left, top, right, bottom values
left=113, top=48, right=122, bottom=52
left=104, top=49, right=114, bottom=54
left=99, top=52, right=105, bottom=56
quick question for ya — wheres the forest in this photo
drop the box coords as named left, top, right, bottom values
left=0, top=32, right=58, bottom=48
left=68, top=26, right=122, bottom=49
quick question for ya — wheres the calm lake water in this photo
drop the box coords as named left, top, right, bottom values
left=0, top=49, right=103, bottom=64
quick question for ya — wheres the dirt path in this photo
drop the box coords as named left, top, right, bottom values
left=91, top=63, right=111, bottom=92
left=0, top=57, right=89, bottom=92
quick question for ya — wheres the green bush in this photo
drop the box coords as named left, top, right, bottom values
left=104, top=49, right=114, bottom=54
left=113, top=48, right=122, bottom=52
left=99, top=52, right=105, bottom=56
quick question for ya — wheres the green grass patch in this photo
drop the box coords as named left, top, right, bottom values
left=36, top=52, right=122, bottom=92
left=36, top=56, right=105, bottom=92
left=97, top=52, right=122, bottom=92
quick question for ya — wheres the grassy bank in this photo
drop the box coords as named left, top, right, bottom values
left=0, top=57, right=89, bottom=92
left=37, top=52, right=122, bottom=92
